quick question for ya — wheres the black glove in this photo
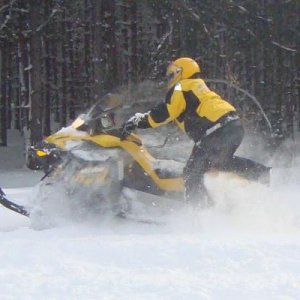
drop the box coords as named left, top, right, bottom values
left=120, top=113, right=148, bottom=140
left=121, top=120, right=137, bottom=140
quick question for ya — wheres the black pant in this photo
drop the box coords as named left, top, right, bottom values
left=183, top=119, right=244, bottom=204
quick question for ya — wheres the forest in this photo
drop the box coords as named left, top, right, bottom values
left=0, top=0, right=298, bottom=148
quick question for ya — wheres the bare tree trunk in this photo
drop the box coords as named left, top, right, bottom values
left=29, top=0, right=43, bottom=145
left=91, top=0, right=103, bottom=101
left=17, top=4, right=30, bottom=133
left=115, top=1, right=125, bottom=84
left=59, top=8, right=67, bottom=127
left=126, top=1, right=133, bottom=93
left=0, top=47, right=7, bottom=146
left=170, top=2, right=181, bottom=58
left=102, top=0, right=117, bottom=92
left=66, top=19, right=75, bottom=101
left=42, top=0, right=51, bottom=136
left=42, top=36, right=51, bottom=136
left=84, top=0, right=92, bottom=104
left=50, top=39, right=60, bottom=122
left=130, top=0, right=137, bottom=83
left=6, top=43, right=13, bottom=130
left=296, top=49, right=300, bottom=131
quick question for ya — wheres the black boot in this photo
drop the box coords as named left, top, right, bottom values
left=184, top=175, right=212, bottom=208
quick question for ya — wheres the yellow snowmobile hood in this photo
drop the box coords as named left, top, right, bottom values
left=45, top=130, right=184, bottom=193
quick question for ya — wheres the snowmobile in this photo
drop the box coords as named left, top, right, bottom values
left=0, top=93, right=270, bottom=221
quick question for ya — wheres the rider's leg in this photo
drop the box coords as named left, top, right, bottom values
left=226, top=156, right=271, bottom=184
left=183, top=120, right=244, bottom=206
left=183, top=145, right=210, bottom=206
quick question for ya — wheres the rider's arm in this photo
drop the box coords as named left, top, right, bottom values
left=139, top=84, right=186, bottom=129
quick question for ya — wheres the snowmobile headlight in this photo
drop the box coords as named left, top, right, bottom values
left=36, top=150, right=47, bottom=157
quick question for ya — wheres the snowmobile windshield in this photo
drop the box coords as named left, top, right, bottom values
left=86, top=94, right=121, bottom=120
left=72, top=93, right=122, bottom=132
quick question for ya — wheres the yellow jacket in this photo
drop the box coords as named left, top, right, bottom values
left=140, top=78, right=236, bottom=142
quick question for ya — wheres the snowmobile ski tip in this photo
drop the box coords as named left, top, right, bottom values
left=0, top=188, right=30, bottom=217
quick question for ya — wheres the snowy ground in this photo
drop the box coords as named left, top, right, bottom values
left=0, top=130, right=300, bottom=299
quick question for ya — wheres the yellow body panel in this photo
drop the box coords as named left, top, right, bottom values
left=119, top=141, right=184, bottom=192
left=73, top=168, right=109, bottom=186
left=45, top=131, right=184, bottom=193
left=45, top=133, right=121, bottom=149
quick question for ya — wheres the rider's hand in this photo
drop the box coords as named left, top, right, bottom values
left=121, top=120, right=137, bottom=140
left=120, top=113, right=148, bottom=140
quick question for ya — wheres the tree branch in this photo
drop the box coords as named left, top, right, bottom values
left=0, top=0, right=17, bottom=32
left=272, top=41, right=297, bottom=53
left=36, top=8, right=59, bottom=33
left=206, top=79, right=273, bottom=133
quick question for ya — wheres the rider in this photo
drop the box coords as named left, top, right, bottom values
left=121, top=57, right=263, bottom=205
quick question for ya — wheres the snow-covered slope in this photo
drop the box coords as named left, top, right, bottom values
left=1, top=173, right=300, bottom=300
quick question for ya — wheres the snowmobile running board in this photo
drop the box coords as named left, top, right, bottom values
left=0, top=188, right=30, bottom=217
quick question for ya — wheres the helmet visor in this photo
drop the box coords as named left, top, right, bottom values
left=166, top=72, right=175, bottom=82
left=166, top=63, right=182, bottom=89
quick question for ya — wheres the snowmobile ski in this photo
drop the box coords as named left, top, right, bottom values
left=0, top=188, right=30, bottom=217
